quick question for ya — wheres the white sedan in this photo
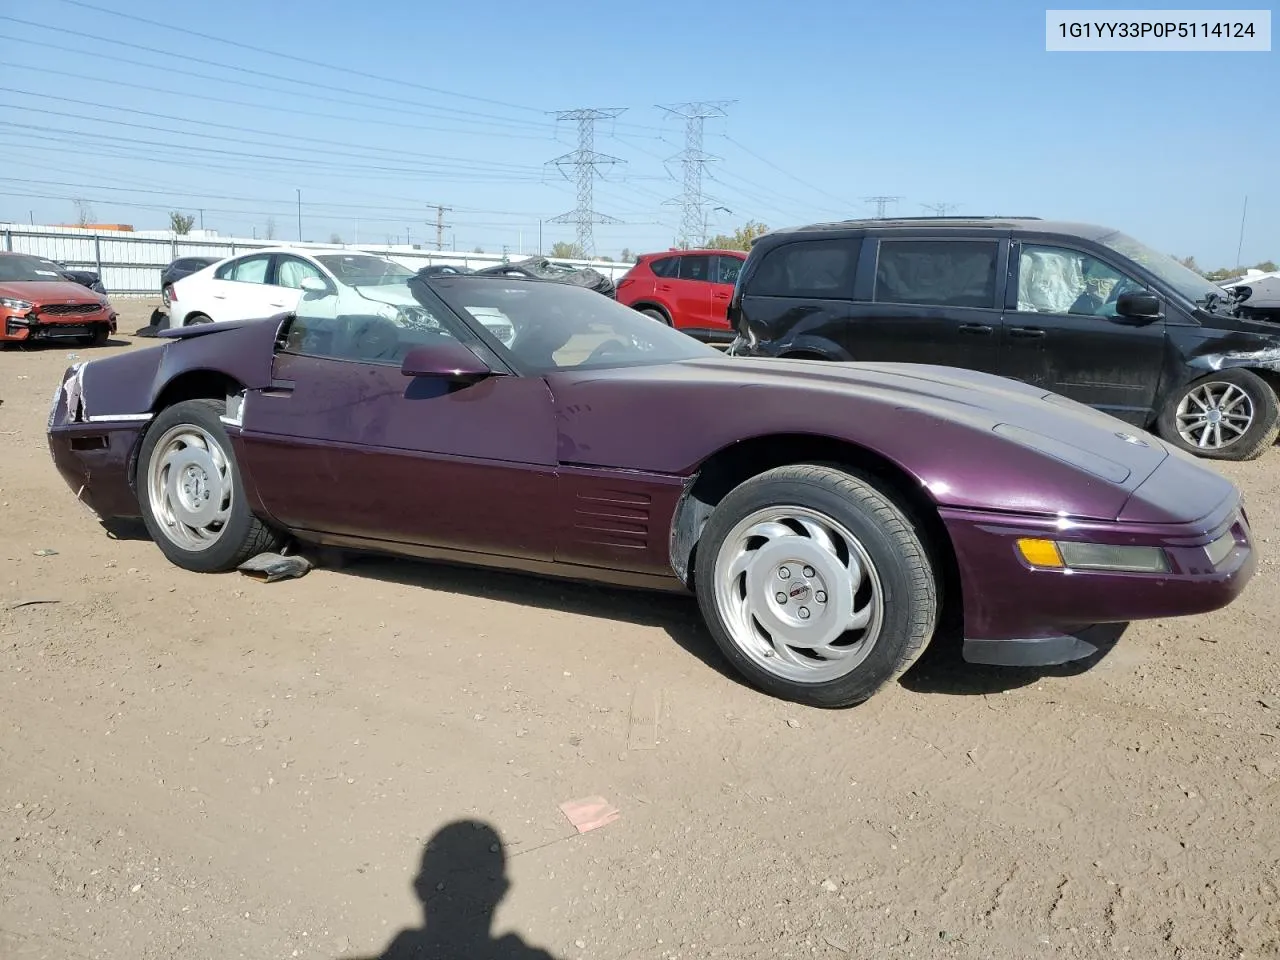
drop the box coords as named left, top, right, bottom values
left=165, top=248, right=515, bottom=345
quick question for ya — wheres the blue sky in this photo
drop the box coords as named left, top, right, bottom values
left=0, top=0, right=1274, bottom=266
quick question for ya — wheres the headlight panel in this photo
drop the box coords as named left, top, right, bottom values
left=1, top=297, right=34, bottom=311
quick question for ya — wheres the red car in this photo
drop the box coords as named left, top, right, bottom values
left=616, top=249, right=746, bottom=342
left=0, top=252, right=117, bottom=346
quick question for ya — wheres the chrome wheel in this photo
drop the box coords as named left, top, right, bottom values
left=1176, top=381, right=1255, bottom=449
left=711, top=505, right=884, bottom=684
left=146, top=424, right=233, bottom=551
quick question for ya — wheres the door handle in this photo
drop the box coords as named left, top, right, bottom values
left=212, top=293, right=227, bottom=299
left=1009, top=326, right=1046, bottom=339
left=958, top=323, right=993, bottom=335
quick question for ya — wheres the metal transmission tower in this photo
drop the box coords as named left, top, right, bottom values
left=921, top=202, right=958, bottom=216
left=864, top=195, right=901, bottom=219
left=547, top=108, right=627, bottom=255
left=658, top=100, right=734, bottom=248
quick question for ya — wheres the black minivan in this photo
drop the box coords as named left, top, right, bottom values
left=727, top=217, right=1280, bottom=461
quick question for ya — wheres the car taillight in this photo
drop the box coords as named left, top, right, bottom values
left=617, top=277, right=633, bottom=288
left=164, top=283, right=176, bottom=301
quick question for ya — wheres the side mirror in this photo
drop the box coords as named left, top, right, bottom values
left=1115, top=292, right=1162, bottom=322
left=400, top=342, right=493, bottom=383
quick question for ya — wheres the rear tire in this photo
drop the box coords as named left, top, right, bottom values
left=137, top=399, right=283, bottom=572
left=1158, top=368, right=1279, bottom=461
left=640, top=307, right=671, bottom=326
left=185, top=313, right=213, bottom=326
left=694, top=464, right=938, bottom=708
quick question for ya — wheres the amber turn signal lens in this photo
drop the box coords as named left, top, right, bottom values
left=1016, top=538, right=1064, bottom=568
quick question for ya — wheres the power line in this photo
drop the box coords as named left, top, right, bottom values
left=0, top=121, right=550, bottom=182
left=0, top=17, right=557, bottom=133
left=657, top=101, right=734, bottom=248
left=51, top=0, right=547, bottom=115
left=721, top=135, right=856, bottom=209
left=546, top=108, right=627, bottom=256
left=0, top=97, right=545, bottom=175
left=920, top=202, right=958, bottom=215
left=2, top=64, right=560, bottom=141
left=864, top=196, right=902, bottom=218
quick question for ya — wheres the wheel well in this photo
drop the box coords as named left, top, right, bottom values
left=1244, top=367, right=1280, bottom=399
left=152, top=370, right=244, bottom=412
left=681, top=433, right=963, bottom=635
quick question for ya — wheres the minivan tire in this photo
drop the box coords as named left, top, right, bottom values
left=1157, top=368, right=1280, bottom=461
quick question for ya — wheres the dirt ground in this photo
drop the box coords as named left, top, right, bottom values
left=3, top=301, right=1279, bottom=960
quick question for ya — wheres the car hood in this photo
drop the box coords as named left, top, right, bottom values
left=549, top=356, right=1180, bottom=522
left=0, top=280, right=104, bottom=303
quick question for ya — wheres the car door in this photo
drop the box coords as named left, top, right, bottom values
left=709, top=255, right=744, bottom=332
left=844, top=237, right=1007, bottom=372
left=670, top=254, right=715, bottom=333
left=1000, top=240, right=1165, bottom=424
left=207, top=253, right=281, bottom=320
left=236, top=291, right=558, bottom=560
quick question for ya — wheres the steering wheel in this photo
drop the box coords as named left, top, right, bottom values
left=584, top=338, right=629, bottom=365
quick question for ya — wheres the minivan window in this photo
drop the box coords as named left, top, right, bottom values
left=1018, top=244, right=1146, bottom=317
left=750, top=239, right=859, bottom=298
left=875, top=240, right=997, bottom=308
left=1097, top=230, right=1227, bottom=306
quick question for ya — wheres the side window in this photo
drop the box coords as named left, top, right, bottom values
left=874, top=240, right=997, bottom=308
left=749, top=239, right=860, bottom=299
left=286, top=289, right=463, bottom=365
left=275, top=256, right=324, bottom=290
left=649, top=256, right=679, bottom=278
left=714, top=255, right=744, bottom=286
left=215, top=255, right=271, bottom=284
left=1017, top=244, right=1147, bottom=317
left=678, top=255, right=713, bottom=282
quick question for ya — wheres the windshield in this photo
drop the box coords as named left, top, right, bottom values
left=424, top=276, right=719, bottom=372
left=0, top=254, right=69, bottom=283
left=1097, top=231, right=1227, bottom=306
left=317, top=254, right=415, bottom=287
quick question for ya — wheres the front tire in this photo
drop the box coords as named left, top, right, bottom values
left=137, top=399, right=283, bottom=572
left=1158, top=369, right=1279, bottom=461
left=694, top=464, right=938, bottom=708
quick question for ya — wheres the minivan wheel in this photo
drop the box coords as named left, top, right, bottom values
left=694, top=464, right=938, bottom=708
left=1158, top=368, right=1280, bottom=461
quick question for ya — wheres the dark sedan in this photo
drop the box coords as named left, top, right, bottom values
left=46, top=274, right=1256, bottom=707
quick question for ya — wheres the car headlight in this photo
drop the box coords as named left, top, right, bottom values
left=1, top=297, right=33, bottom=311
left=1017, top=538, right=1169, bottom=573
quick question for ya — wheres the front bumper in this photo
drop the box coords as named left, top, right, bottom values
left=943, top=495, right=1254, bottom=666
left=3, top=309, right=117, bottom=342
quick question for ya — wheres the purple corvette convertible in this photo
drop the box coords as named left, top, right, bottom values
left=47, top=272, right=1256, bottom=706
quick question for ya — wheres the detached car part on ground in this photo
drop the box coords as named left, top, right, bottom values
left=728, top=217, right=1280, bottom=461
left=47, top=274, right=1255, bottom=708
left=0, top=252, right=117, bottom=346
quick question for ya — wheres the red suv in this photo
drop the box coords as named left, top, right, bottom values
left=616, top=249, right=746, bottom=342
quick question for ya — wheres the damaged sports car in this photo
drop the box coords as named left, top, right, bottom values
left=47, top=273, right=1256, bottom=707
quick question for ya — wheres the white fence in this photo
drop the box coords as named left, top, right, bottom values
left=0, top=223, right=634, bottom=297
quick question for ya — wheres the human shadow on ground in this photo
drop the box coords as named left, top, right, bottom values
left=346, top=820, right=560, bottom=960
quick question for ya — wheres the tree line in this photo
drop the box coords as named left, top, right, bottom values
left=1176, top=255, right=1278, bottom=281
